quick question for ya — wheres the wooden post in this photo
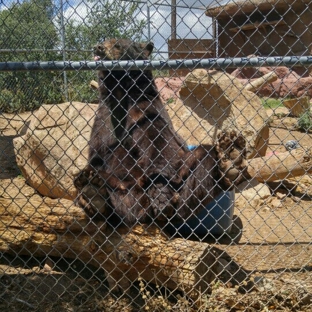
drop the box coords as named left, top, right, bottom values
left=171, top=0, right=177, bottom=40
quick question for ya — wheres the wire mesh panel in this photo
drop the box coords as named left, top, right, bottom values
left=0, top=0, right=312, bottom=311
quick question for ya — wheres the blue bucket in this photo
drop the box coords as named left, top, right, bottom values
left=168, top=190, right=235, bottom=237
left=166, top=145, right=235, bottom=237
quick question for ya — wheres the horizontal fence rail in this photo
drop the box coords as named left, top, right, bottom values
left=1, top=56, right=312, bottom=71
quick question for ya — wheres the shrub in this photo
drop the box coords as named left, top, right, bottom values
left=298, top=111, right=312, bottom=132
left=261, top=98, right=283, bottom=109
left=0, top=89, right=15, bottom=113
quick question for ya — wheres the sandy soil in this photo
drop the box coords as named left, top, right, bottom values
left=0, top=109, right=311, bottom=311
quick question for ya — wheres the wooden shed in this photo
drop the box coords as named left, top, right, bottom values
left=168, top=39, right=214, bottom=76
left=206, top=0, right=312, bottom=58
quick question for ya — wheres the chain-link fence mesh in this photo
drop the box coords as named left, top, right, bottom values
left=1, top=0, right=312, bottom=311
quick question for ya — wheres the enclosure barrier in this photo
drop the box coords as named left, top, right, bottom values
left=2, top=56, right=312, bottom=71
left=0, top=0, right=312, bottom=311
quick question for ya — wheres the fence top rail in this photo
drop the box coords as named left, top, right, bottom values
left=1, top=56, right=312, bottom=71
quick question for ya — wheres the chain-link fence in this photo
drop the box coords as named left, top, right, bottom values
left=1, top=0, right=312, bottom=311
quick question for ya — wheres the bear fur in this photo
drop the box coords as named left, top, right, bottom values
left=74, top=38, right=247, bottom=226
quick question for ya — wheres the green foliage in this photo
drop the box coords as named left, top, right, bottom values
left=86, top=0, right=146, bottom=42
left=0, top=0, right=62, bottom=112
left=166, top=97, right=175, bottom=104
left=0, top=70, right=65, bottom=113
left=153, top=69, right=170, bottom=78
left=0, top=0, right=147, bottom=112
left=0, top=0, right=58, bottom=59
left=66, top=72, right=99, bottom=104
left=261, top=98, right=283, bottom=109
left=298, top=111, right=312, bottom=132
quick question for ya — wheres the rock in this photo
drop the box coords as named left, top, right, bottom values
left=291, top=196, right=301, bottom=203
left=253, top=277, right=276, bottom=292
left=269, top=197, right=283, bottom=209
left=288, top=175, right=312, bottom=197
left=283, top=96, right=310, bottom=117
left=165, top=98, right=216, bottom=146
left=278, top=76, right=312, bottom=98
left=261, top=207, right=270, bottom=213
left=13, top=102, right=97, bottom=200
left=231, top=66, right=299, bottom=80
left=231, top=66, right=272, bottom=79
left=268, top=115, right=298, bottom=131
left=231, top=66, right=312, bottom=98
left=179, top=69, right=269, bottom=158
left=156, top=77, right=218, bottom=146
left=275, top=191, right=287, bottom=200
left=155, top=77, right=184, bottom=103
left=235, top=178, right=271, bottom=209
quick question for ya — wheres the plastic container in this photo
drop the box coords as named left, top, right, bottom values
left=167, top=190, right=235, bottom=237
left=166, top=145, right=235, bottom=238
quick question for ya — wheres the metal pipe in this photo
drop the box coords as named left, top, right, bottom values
left=171, top=0, right=176, bottom=40
left=59, top=0, right=69, bottom=101
left=147, top=0, right=151, bottom=42
left=1, top=56, right=312, bottom=71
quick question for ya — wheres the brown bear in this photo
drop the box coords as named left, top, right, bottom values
left=74, top=38, right=247, bottom=226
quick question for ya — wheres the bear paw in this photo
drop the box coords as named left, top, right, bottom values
left=216, top=130, right=248, bottom=186
left=74, top=169, right=108, bottom=217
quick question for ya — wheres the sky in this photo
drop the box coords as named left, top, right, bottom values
left=62, top=0, right=223, bottom=58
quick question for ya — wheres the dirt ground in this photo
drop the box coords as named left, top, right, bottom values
left=0, top=108, right=311, bottom=311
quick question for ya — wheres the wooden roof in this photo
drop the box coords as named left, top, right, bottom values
left=206, top=0, right=311, bottom=18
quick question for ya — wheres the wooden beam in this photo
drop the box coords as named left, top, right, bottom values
left=230, top=19, right=286, bottom=33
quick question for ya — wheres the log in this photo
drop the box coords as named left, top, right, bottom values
left=0, top=195, right=218, bottom=297
left=243, top=71, right=278, bottom=92
left=90, top=80, right=99, bottom=90
left=247, top=148, right=312, bottom=182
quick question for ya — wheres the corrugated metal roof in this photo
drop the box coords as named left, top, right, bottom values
left=206, top=0, right=310, bottom=18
